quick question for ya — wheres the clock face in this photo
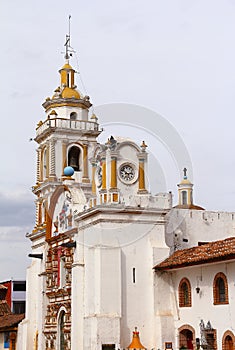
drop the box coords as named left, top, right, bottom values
left=119, top=164, right=135, bottom=182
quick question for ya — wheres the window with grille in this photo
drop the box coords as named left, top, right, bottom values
left=213, top=272, right=228, bottom=305
left=179, top=278, right=192, bottom=307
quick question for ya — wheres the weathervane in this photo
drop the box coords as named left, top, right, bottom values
left=64, top=15, right=74, bottom=60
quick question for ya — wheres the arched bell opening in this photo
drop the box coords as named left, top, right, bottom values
left=70, top=112, right=77, bottom=120
left=68, top=146, right=81, bottom=171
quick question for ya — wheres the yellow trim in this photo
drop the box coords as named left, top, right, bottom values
left=82, top=144, right=89, bottom=182
left=138, top=159, right=145, bottom=191
left=38, top=202, right=42, bottom=225
left=44, top=101, right=89, bottom=112
left=187, top=188, right=192, bottom=205
left=61, top=69, right=67, bottom=86
left=92, top=163, right=96, bottom=194
left=61, top=63, right=73, bottom=70
left=44, top=199, right=48, bottom=226
left=113, top=193, right=118, bottom=202
left=61, top=87, right=80, bottom=99
left=110, top=157, right=117, bottom=189
left=102, top=159, right=106, bottom=190
left=62, top=142, right=67, bottom=175
left=59, top=63, right=75, bottom=87
left=34, top=330, right=39, bottom=350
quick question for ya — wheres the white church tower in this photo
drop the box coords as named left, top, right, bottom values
left=18, top=31, right=173, bottom=350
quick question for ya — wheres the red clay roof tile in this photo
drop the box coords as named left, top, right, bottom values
left=0, top=313, right=25, bottom=330
left=154, top=236, right=235, bottom=270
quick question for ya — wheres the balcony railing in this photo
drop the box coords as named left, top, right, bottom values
left=36, top=118, right=100, bottom=137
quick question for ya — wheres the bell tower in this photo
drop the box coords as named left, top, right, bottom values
left=25, top=30, right=102, bottom=350
left=32, top=33, right=101, bottom=237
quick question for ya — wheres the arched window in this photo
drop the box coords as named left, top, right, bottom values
left=68, top=146, right=81, bottom=171
left=70, top=112, right=77, bottom=120
left=213, top=272, right=229, bottom=305
left=59, top=311, right=66, bottom=350
left=182, top=191, right=187, bottom=205
left=179, top=278, right=192, bottom=307
left=222, top=331, right=235, bottom=350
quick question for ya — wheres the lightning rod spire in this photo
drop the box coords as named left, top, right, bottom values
left=64, top=15, right=72, bottom=61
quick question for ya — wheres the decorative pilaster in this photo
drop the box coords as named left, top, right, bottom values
left=138, top=141, right=148, bottom=194
left=38, top=200, right=42, bottom=226
left=82, top=143, right=90, bottom=183
left=40, top=148, right=44, bottom=181
left=110, top=153, right=117, bottom=189
left=101, top=154, right=106, bottom=191
left=91, top=158, right=96, bottom=194
left=61, top=140, right=67, bottom=175
left=49, top=139, right=56, bottom=180
left=37, top=149, right=42, bottom=183
left=89, top=157, right=97, bottom=208
left=109, top=152, right=119, bottom=203
left=46, top=144, right=50, bottom=178
left=100, top=153, right=107, bottom=203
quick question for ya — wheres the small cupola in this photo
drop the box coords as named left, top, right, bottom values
left=174, top=168, right=204, bottom=210
left=42, top=31, right=92, bottom=112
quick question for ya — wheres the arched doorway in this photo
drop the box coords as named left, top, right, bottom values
left=179, top=325, right=195, bottom=350
left=59, top=310, right=66, bottom=350
left=222, top=331, right=235, bottom=350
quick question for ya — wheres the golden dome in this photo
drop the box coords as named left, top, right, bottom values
left=180, top=178, right=192, bottom=185
left=61, top=63, right=73, bottom=70
left=61, top=87, right=81, bottom=99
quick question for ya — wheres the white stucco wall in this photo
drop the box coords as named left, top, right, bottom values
left=155, top=260, right=235, bottom=350
left=166, top=209, right=235, bottom=250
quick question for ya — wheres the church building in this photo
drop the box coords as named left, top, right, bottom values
left=17, top=33, right=235, bottom=350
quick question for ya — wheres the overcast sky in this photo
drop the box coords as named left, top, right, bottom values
left=0, top=0, right=235, bottom=280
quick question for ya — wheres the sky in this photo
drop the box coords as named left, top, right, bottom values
left=0, top=0, right=235, bottom=280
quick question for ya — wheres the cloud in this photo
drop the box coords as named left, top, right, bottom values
left=0, top=225, right=31, bottom=280
left=0, top=190, right=34, bottom=227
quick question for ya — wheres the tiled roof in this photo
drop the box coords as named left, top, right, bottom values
left=154, top=236, right=235, bottom=271
left=0, top=313, right=25, bottom=331
left=0, top=301, right=11, bottom=316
